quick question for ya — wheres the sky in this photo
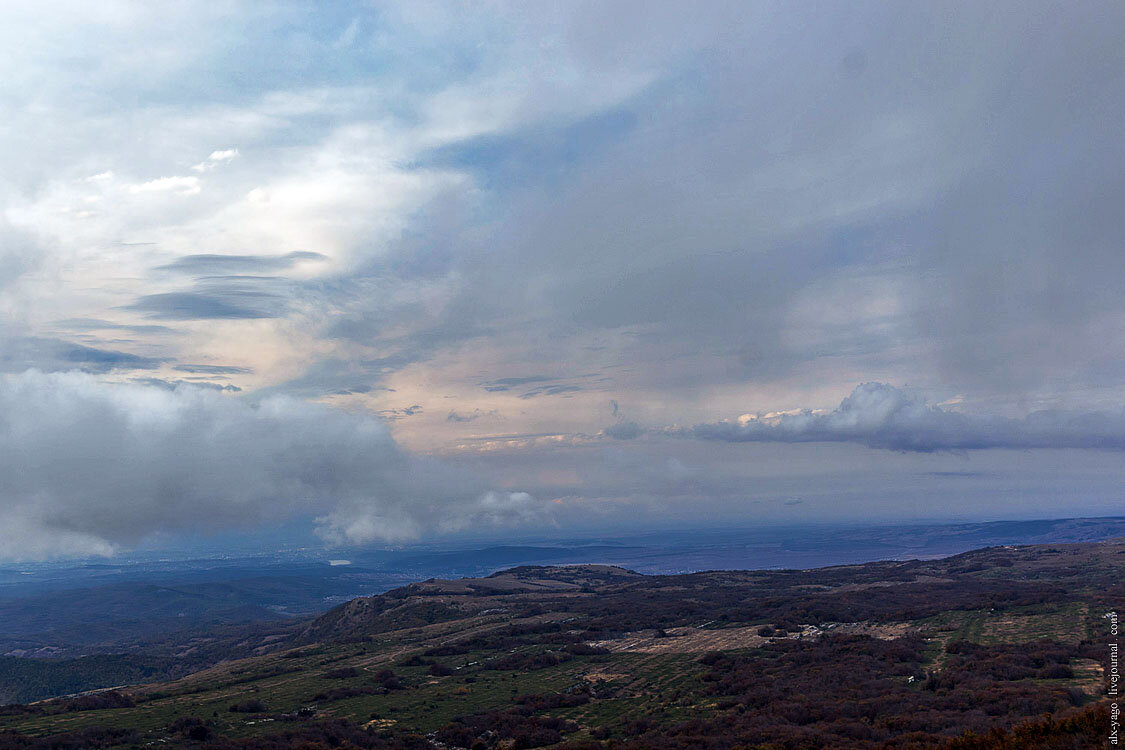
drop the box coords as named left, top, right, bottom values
left=2, top=1, right=1124, bottom=560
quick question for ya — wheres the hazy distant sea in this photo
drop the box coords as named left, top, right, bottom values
left=1, top=516, right=1122, bottom=658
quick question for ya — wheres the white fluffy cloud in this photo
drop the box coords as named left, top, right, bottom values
left=192, top=149, right=239, bottom=171
left=0, top=371, right=546, bottom=560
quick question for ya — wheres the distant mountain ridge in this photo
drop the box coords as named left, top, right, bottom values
left=2, top=515, right=1124, bottom=709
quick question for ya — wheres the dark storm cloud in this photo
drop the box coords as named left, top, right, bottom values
left=156, top=251, right=327, bottom=275
left=690, top=383, right=1125, bottom=453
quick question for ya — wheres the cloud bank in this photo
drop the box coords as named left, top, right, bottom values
left=690, top=383, right=1125, bottom=453
left=0, top=371, right=545, bottom=560
left=1, top=3, right=1124, bottom=531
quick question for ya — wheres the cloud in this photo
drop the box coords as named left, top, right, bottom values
left=603, top=421, right=642, bottom=440
left=191, top=148, right=239, bottom=172
left=376, top=404, right=423, bottom=420
left=157, top=251, right=326, bottom=275
left=689, top=382, right=1125, bottom=453
left=481, top=375, right=556, bottom=392
left=447, top=408, right=497, bottom=423
left=0, top=337, right=164, bottom=373
left=297, top=0, right=1125, bottom=419
left=0, top=220, right=43, bottom=292
left=1, top=1, right=1124, bottom=531
left=0, top=371, right=546, bottom=560
left=130, top=377, right=241, bottom=392
left=477, top=375, right=591, bottom=399
left=173, top=363, right=253, bottom=375
left=55, top=318, right=180, bottom=336
left=126, top=290, right=286, bottom=320
left=519, top=384, right=583, bottom=399
left=253, top=358, right=396, bottom=399
left=450, top=431, right=598, bottom=453
left=128, top=175, right=201, bottom=195
left=127, top=273, right=306, bottom=322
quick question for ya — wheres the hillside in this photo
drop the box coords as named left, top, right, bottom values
left=0, top=541, right=1119, bottom=748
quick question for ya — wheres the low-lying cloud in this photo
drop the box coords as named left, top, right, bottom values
left=690, top=382, right=1125, bottom=453
left=0, top=370, right=546, bottom=561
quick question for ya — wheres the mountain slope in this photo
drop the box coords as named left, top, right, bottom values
left=0, top=541, right=1118, bottom=748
